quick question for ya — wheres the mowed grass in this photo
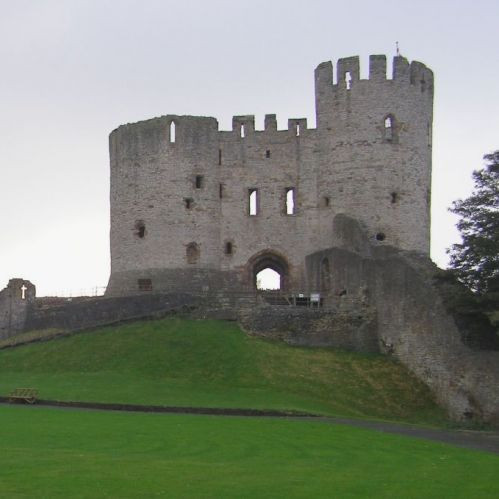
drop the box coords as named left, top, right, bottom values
left=0, top=318, right=444, bottom=423
left=1, top=405, right=498, bottom=498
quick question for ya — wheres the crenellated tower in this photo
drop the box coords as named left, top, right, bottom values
left=106, top=54, right=434, bottom=297
left=314, top=55, right=433, bottom=253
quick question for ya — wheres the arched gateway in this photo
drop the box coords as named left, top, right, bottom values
left=246, top=251, right=290, bottom=291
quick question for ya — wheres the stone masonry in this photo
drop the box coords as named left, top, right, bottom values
left=106, top=55, right=433, bottom=296
left=3, top=54, right=498, bottom=425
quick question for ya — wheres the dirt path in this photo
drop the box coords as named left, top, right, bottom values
left=309, top=417, right=499, bottom=455
left=2, top=398, right=499, bottom=455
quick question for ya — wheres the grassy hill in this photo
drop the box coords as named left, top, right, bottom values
left=0, top=318, right=445, bottom=424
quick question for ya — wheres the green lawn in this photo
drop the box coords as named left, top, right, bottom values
left=0, top=318, right=444, bottom=423
left=0, top=405, right=498, bottom=498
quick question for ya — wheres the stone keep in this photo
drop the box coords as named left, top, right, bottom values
left=106, top=55, right=433, bottom=296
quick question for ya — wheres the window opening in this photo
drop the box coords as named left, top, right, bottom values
left=135, top=221, right=146, bottom=239
left=323, top=196, right=330, bottom=207
left=345, top=71, right=352, bottom=90
left=384, top=115, right=394, bottom=141
left=240, top=124, right=245, bottom=138
left=195, top=175, right=203, bottom=189
left=390, top=192, right=398, bottom=204
left=249, top=189, right=258, bottom=216
left=219, top=183, right=224, bottom=199
left=265, top=150, right=271, bottom=158
left=375, top=232, right=386, bottom=241
left=184, top=198, right=193, bottom=209
left=296, top=123, right=300, bottom=136
left=320, top=258, right=331, bottom=292
left=138, top=279, right=152, bottom=291
left=286, top=188, right=295, bottom=215
left=186, top=243, right=200, bottom=264
left=256, top=268, right=280, bottom=290
left=218, top=149, right=222, bottom=165
left=225, top=241, right=233, bottom=255
left=169, top=121, right=176, bottom=143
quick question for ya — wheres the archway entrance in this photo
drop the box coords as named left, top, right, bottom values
left=247, top=251, right=290, bottom=291
left=256, top=268, right=281, bottom=290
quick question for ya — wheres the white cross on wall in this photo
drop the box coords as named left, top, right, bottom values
left=20, top=285, right=27, bottom=300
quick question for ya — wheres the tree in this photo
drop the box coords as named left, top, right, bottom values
left=447, top=151, right=499, bottom=295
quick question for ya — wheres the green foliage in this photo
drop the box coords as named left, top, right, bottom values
left=1, top=406, right=498, bottom=498
left=0, top=318, right=445, bottom=424
left=448, top=151, right=499, bottom=295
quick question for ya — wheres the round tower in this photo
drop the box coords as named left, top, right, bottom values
left=314, top=55, right=433, bottom=253
left=106, top=115, right=222, bottom=296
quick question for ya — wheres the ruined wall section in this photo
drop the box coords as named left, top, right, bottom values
left=218, top=114, right=318, bottom=289
left=0, top=279, right=36, bottom=339
left=106, top=55, right=434, bottom=296
left=107, top=116, right=223, bottom=295
left=314, top=55, right=433, bottom=253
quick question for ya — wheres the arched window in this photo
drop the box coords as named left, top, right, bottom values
left=384, top=115, right=395, bottom=142
left=169, top=121, right=176, bottom=143
left=186, top=242, right=200, bottom=264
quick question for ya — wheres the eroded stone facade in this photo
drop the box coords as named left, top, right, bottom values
left=106, top=55, right=433, bottom=296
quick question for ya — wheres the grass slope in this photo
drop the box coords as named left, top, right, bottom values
left=0, top=318, right=444, bottom=423
left=1, top=405, right=498, bottom=498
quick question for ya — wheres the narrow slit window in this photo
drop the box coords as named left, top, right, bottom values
left=323, top=196, right=330, bottom=207
left=169, top=121, right=176, bottom=143
left=265, top=150, right=271, bottom=158
left=296, top=123, right=300, bottom=136
left=184, top=198, right=193, bottom=209
left=225, top=241, right=233, bottom=255
left=218, top=149, right=222, bottom=165
left=345, top=71, right=352, bottom=90
left=286, top=188, right=295, bottom=215
left=240, top=124, right=245, bottom=138
left=390, top=192, right=398, bottom=204
left=249, top=189, right=258, bottom=216
left=135, top=221, right=146, bottom=239
left=384, top=115, right=394, bottom=141
left=219, top=183, right=224, bottom=199
left=195, top=175, right=203, bottom=189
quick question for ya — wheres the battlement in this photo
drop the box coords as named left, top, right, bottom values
left=315, top=54, right=433, bottom=93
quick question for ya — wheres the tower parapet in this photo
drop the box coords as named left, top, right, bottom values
left=314, top=55, right=433, bottom=254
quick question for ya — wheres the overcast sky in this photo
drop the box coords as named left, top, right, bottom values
left=1, top=0, right=498, bottom=296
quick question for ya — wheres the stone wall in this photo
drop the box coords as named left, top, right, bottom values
left=0, top=279, right=36, bottom=339
left=304, top=216, right=499, bottom=424
left=107, top=54, right=433, bottom=297
left=24, top=293, right=200, bottom=333
left=238, top=304, right=378, bottom=352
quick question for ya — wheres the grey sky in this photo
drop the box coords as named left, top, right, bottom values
left=1, top=0, right=498, bottom=296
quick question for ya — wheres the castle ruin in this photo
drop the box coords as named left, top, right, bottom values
left=2, top=55, right=499, bottom=425
left=105, top=55, right=433, bottom=297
